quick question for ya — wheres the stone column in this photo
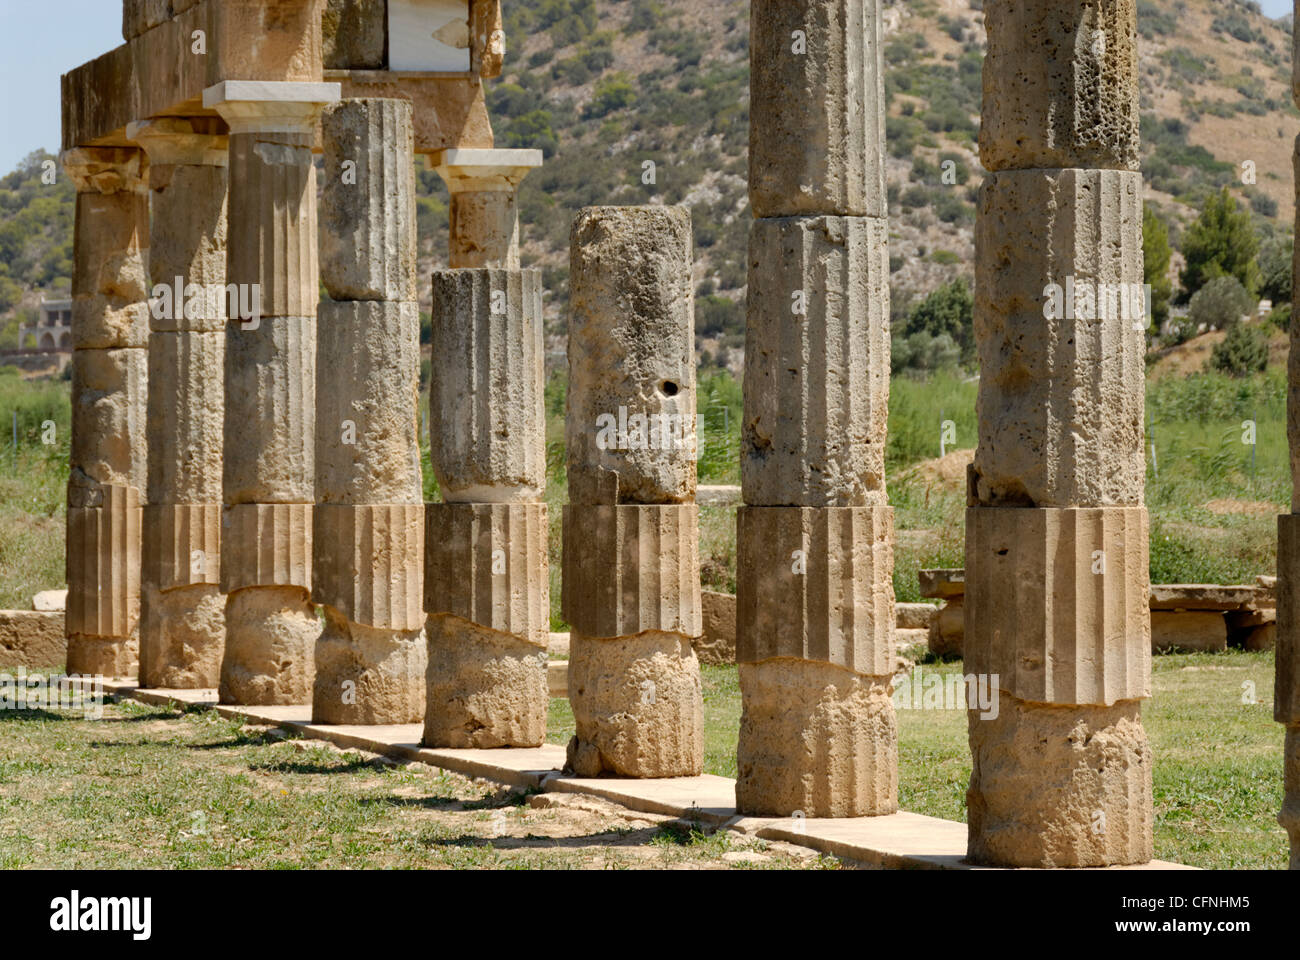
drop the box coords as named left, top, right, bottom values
left=62, top=146, right=150, bottom=679
left=1279, top=0, right=1300, bottom=871
left=204, top=80, right=340, bottom=705
left=423, top=274, right=549, bottom=745
left=562, top=205, right=704, bottom=778
left=127, top=118, right=229, bottom=690
left=431, top=148, right=542, bottom=269
left=312, top=98, right=425, bottom=725
left=735, top=0, right=896, bottom=818
left=965, top=1, right=1152, bottom=867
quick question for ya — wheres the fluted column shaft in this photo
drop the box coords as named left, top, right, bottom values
left=62, top=146, right=150, bottom=679
left=206, top=80, right=340, bottom=705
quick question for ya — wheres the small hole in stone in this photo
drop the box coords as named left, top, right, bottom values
left=660, top=380, right=680, bottom=397
left=996, top=548, right=1008, bottom=556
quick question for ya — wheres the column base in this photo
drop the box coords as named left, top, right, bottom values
left=967, top=691, right=1153, bottom=867
left=218, top=586, right=317, bottom=706
left=311, top=607, right=425, bottom=724
left=735, top=659, right=897, bottom=818
left=1283, top=725, right=1299, bottom=870
left=139, top=582, right=225, bottom=689
left=422, top=613, right=547, bottom=748
left=66, top=633, right=139, bottom=680
left=566, top=630, right=703, bottom=778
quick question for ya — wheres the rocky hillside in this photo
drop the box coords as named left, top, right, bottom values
left=2, top=0, right=1296, bottom=371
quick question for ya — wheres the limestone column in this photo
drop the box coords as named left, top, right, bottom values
left=1279, top=0, right=1300, bottom=870
left=423, top=272, right=549, bottom=744
left=312, top=98, right=425, bottom=725
left=562, top=205, right=704, bottom=778
left=735, top=0, right=896, bottom=818
left=965, top=1, right=1152, bottom=867
left=431, top=148, right=542, bottom=269
left=128, top=118, right=228, bottom=690
left=62, top=146, right=150, bottom=679
left=204, top=80, right=340, bottom=705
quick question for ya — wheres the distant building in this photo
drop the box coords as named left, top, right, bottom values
left=18, top=298, right=72, bottom=351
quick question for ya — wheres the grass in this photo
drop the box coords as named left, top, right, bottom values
left=0, top=696, right=831, bottom=870
left=2, top=653, right=1285, bottom=868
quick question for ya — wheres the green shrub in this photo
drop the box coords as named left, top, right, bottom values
left=1189, top=275, right=1255, bottom=331
left=1210, top=323, right=1270, bottom=378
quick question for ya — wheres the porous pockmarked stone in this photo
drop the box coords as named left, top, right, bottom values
left=566, top=206, right=696, bottom=506
left=979, top=0, right=1139, bottom=173
left=312, top=608, right=425, bottom=724
left=0, top=611, right=67, bottom=670
left=428, top=268, right=545, bottom=502
left=566, top=630, right=704, bottom=778
left=315, top=300, right=422, bottom=505
left=742, top=215, right=890, bottom=507
left=319, top=99, right=416, bottom=301
left=424, top=614, right=547, bottom=748
left=223, top=315, right=316, bottom=505
left=971, top=169, right=1146, bottom=508
left=748, top=0, right=886, bottom=219
left=322, top=0, right=387, bottom=69
left=139, top=583, right=224, bottom=688
left=219, top=586, right=317, bottom=706
left=146, top=331, right=224, bottom=505
left=70, top=347, right=148, bottom=505
left=967, top=693, right=1153, bottom=867
left=1278, top=515, right=1300, bottom=724
left=735, top=660, right=897, bottom=818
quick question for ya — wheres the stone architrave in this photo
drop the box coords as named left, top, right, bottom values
left=561, top=205, right=704, bottom=778
left=311, top=98, right=425, bottom=725
left=205, top=79, right=340, bottom=705
left=964, top=0, right=1153, bottom=868
left=129, top=117, right=230, bottom=689
left=62, top=146, right=150, bottom=679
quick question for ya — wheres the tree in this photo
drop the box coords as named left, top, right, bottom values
left=1142, top=206, right=1173, bottom=329
left=1210, top=322, right=1269, bottom=377
left=903, top=277, right=974, bottom=362
left=1178, top=188, right=1260, bottom=302
left=1257, top=235, right=1293, bottom=305
left=1188, top=275, right=1254, bottom=331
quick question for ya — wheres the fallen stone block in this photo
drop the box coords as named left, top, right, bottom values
left=0, top=611, right=67, bottom=669
left=1150, top=611, right=1227, bottom=653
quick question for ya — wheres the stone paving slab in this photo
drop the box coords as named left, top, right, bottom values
left=85, top=679, right=1192, bottom=869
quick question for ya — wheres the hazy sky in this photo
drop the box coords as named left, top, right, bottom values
left=0, top=1, right=120, bottom=173
left=0, top=0, right=1294, bottom=174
